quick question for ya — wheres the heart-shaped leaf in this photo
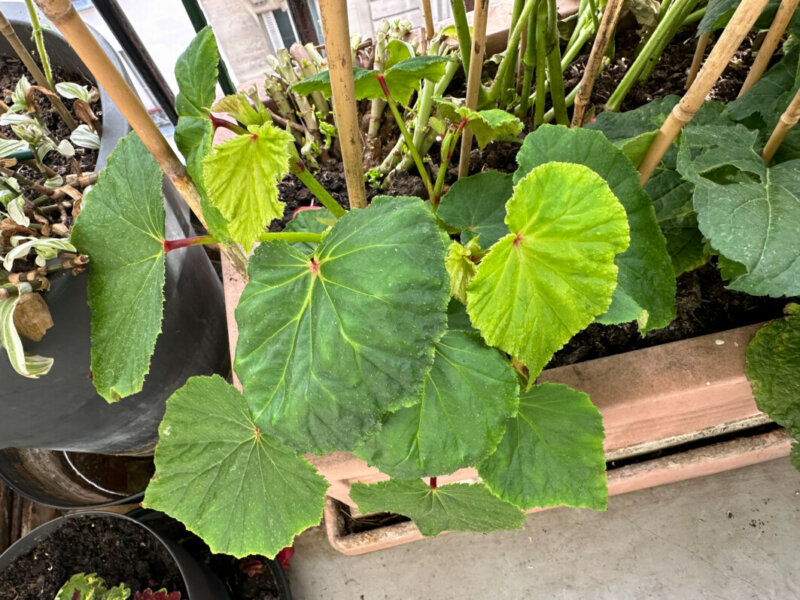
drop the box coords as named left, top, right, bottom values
left=467, top=162, right=629, bottom=378
left=479, top=383, right=607, bottom=510
left=71, top=133, right=165, bottom=403
left=235, top=197, right=449, bottom=454
left=143, top=376, right=329, bottom=558
left=350, top=479, right=525, bottom=536
left=355, top=330, right=519, bottom=479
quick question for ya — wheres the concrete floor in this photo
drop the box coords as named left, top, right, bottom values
left=288, top=458, right=800, bottom=599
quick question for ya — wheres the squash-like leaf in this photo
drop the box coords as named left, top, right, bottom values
left=143, top=376, right=328, bottom=557
left=436, top=99, right=523, bottom=148
left=174, top=26, right=218, bottom=117
left=350, top=480, right=525, bottom=536
left=437, top=171, right=513, bottom=249
left=745, top=304, right=800, bottom=472
left=515, top=125, right=674, bottom=331
left=174, top=28, right=230, bottom=241
left=468, top=162, right=629, bottom=378
left=0, top=294, right=53, bottom=378
left=203, top=122, right=294, bottom=250
left=71, top=133, right=165, bottom=403
left=235, top=197, right=449, bottom=454
left=479, top=383, right=607, bottom=510
left=355, top=330, right=519, bottom=479
left=677, top=124, right=800, bottom=296
left=728, top=47, right=799, bottom=127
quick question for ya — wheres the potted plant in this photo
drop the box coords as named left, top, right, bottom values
left=26, top=0, right=800, bottom=560
left=0, top=1, right=228, bottom=455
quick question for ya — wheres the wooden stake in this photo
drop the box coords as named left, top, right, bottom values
left=638, top=0, right=770, bottom=185
left=318, top=0, right=367, bottom=209
left=761, top=86, right=800, bottom=161
left=686, top=32, right=710, bottom=88
left=457, top=0, right=489, bottom=178
left=421, top=0, right=435, bottom=41
left=32, top=0, right=248, bottom=278
left=0, top=9, right=76, bottom=129
left=738, top=0, right=800, bottom=96
left=571, top=0, right=624, bottom=127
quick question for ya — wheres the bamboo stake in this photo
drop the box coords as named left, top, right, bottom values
left=0, top=9, right=76, bottom=130
left=761, top=86, right=800, bottom=161
left=319, top=0, right=367, bottom=209
left=421, top=0, right=435, bottom=41
left=686, top=32, right=710, bottom=88
left=738, top=0, right=800, bottom=96
left=638, top=0, right=770, bottom=184
left=457, top=0, right=490, bottom=178
left=571, top=0, right=623, bottom=127
left=32, top=0, right=248, bottom=277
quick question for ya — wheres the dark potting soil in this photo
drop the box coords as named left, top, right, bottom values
left=0, top=56, right=101, bottom=178
left=0, top=514, right=186, bottom=600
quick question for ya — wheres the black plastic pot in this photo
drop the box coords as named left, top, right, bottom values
left=0, top=511, right=231, bottom=599
left=0, top=4, right=229, bottom=454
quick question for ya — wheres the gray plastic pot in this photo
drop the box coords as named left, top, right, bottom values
left=0, top=3, right=228, bottom=454
left=0, top=511, right=231, bottom=599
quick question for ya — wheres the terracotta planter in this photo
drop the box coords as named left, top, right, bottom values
left=221, top=257, right=790, bottom=554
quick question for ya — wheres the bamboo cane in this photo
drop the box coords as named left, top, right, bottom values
left=638, top=0, right=770, bottom=184
left=0, top=9, right=76, bottom=130
left=571, top=0, right=623, bottom=127
left=319, top=0, right=367, bottom=209
left=761, top=86, right=800, bottom=161
left=421, top=0, right=435, bottom=41
left=457, top=0, right=490, bottom=178
left=738, top=0, right=800, bottom=96
left=31, top=0, right=249, bottom=278
left=686, top=32, right=710, bottom=88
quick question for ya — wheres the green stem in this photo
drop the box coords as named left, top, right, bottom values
left=682, top=7, right=706, bottom=26
left=518, top=11, right=537, bottom=116
left=586, top=0, right=600, bottom=31
left=638, top=0, right=699, bottom=81
left=605, top=0, right=698, bottom=110
left=546, top=0, right=569, bottom=125
left=450, top=0, right=472, bottom=72
left=487, top=0, right=540, bottom=104
left=561, top=26, right=594, bottom=69
left=534, top=0, right=548, bottom=126
left=433, top=119, right=467, bottom=202
left=163, top=234, right=216, bottom=253
left=378, top=75, right=435, bottom=200
left=289, top=151, right=346, bottom=218
left=543, top=78, right=581, bottom=123
left=259, top=231, right=324, bottom=243
left=24, top=0, right=52, bottom=88
left=502, top=0, right=527, bottom=107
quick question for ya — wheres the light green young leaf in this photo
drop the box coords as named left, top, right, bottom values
left=175, top=26, right=219, bottom=117
left=211, top=92, right=270, bottom=127
left=0, top=292, right=54, bottom=378
left=355, top=330, right=519, bottom=479
left=71, top=133, right=166, bottom=403
left=445, top=239, right=480, bottom=303
left=55, top=81, right=91, bottom=102
left=515, top=126, right=674, bottom=331
left=203, top=122, right=294, bottom=250
left=468, top=162, right=629, bottom=377
left=745, top=304, right=800, bottom=472
left=479, top=383, right=607, bottom=510
left=436, top=99, right=523, bottom=148
left=437, top=170, right=513, bottom=249
left=385, top=38, right=414, bottom=69
left=70, top=124, right=100, bottom=150
left=235, top=197, right=449, bottom=454
left=143, top=376, right=329, bottom=558
left=55, top=573, right=130, bottom=600
left=677, top=125, right=800, bottom=296
left=350, top=480, right=526, bottom=536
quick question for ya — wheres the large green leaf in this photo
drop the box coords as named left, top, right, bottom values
left=350, top=479, right=525, bottom=536
left=355, top=330, right=519, bottom=479
left=587, top=96, right=679, bottom=141
left=468, top=162, right=629, bottom=378
left=437, top=171, right=513, bottom=249
left=745, top=304, right=800, bottom=472
left=677, top=125, right=800, bottom=296
left=282, top=206, right=334, bottom=253
left=71, top=133, right=165, bottom=403
left=0, top=293, right=53, bottom=378
left=513, top=126, right=673, bottom=331
left=143, top=376, right=328, bottom=558
left=478, top=383, right=607, bottom=510
left=203, top=122, right=294, bottom=250
left=174, top=26, right=218, bottom=118
left=235, top=197, right=449, bottom=454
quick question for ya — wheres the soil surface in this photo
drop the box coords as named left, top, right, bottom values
left=0, top=514, right=186, bottom=600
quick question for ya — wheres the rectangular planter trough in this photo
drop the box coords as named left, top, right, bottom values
left=222, top=257, right=792, bottom=555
